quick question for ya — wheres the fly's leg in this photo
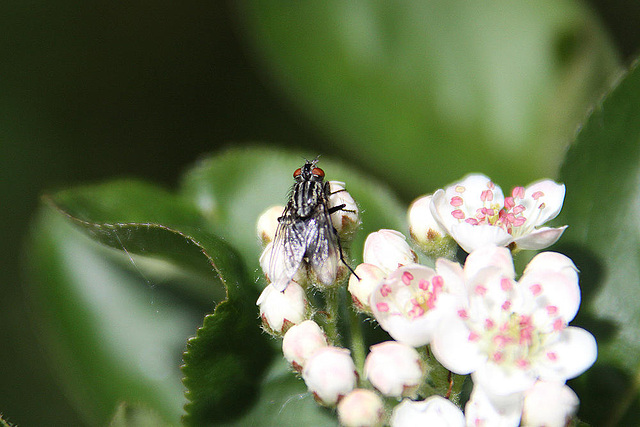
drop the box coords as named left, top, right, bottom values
left=336, top=234, right=360, bottom=280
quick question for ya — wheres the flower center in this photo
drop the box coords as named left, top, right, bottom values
left=401, top=273, right=444, bottom=319
left=449, top=183, right=546, bottom=236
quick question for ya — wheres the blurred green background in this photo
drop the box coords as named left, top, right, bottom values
left=1, top=1, right=638, bottom=425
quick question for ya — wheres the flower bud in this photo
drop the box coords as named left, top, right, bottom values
left=408, top=195, right=456, bottom=258
left=390, top=396, right=465, bottom=427
left=259, top=242, right=309, bottom=288
left=337, top=389, right=386, bottom=427
left=363, top=229, right=417, bottom=274
left=302, top=346, right=358, bottom=406
left=282, top=320, right=328, bottom=371
left=348, top=263, right=386, bottom=313
left=364, top=341, right=424, bottom=398
left=257, top=281, right=308, bottom=335
left=521, top=381, right=579, bottom=427
left=328, top=181, right=360, bottom=239
left=256, top=205, right=284, bottom=245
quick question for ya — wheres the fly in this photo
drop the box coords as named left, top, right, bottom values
left=267, top=158, right=358, bottom=291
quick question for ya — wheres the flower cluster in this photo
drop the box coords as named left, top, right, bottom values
left=256, top=173, right=596, bottom=427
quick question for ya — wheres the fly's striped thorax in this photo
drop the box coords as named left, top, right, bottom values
left=292, top=179, right=324, bottom=218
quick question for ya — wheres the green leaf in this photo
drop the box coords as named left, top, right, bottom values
left=109, top=402, right=171, bottom=427
left=557, top=60, right=640, bottom=426
left=235, top=1, right=618, bottom=194
left=217, top=359, right=337, bottom=427
left=28, top=179, right=272, bottom=425
left=181, top=145, right=408, bottom=284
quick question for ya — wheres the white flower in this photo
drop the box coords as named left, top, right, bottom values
left=257, top=281, right=308, bottom=335
left=364, top=341, right=425, bottom=398
left=363, top=229, right=418, bottom=274
left=302, top=346, right=358, bottom=406
left=348, top=263, right=386, bottom=313
left=282, top=320, right=328, bottom=371
left=521, top=381, right=579, bottom=427
left=408, top=195, right=456, bottom=258
left=390, top=396, right=465, bottom=427
left=328, top=181, right=360, bottom=238
left=370, top=262, right=465, bottom=347
left=465, top=383, right=523, bottom=427
left=256, top=205, right=284, bottom=245
left=430, top=174, right=567, bottom=253
left=431, top=247, right=597, bottom=399
left=337, top=389, right=386, bottom=427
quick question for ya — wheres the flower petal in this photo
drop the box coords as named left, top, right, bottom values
left=431, top=316, right=484, bottom=374
left=523, top=180, right=566, bottom=225
left=519, top=267, right=581, bottom=323
left=473, top=362, right=536, bottom=396
left=512, top=225, right=567, bottom=250
left=464, top=246, right=515, bottom=281
left=536, top=327, right=597, bottom=381
left=449, top=223, right=513, bottom=253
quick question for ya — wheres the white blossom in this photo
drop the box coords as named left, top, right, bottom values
left=431, top=247, right=597, bottom=399
left=348, top=263, right=386, bottom=313
left=257, top=280, right=308, bottom=335
left=364, top=341, right=424, bottom=398
left=390, top=396, right=465, bottom=427
left=302, top=346, right=358, bottom=406
left=256, top=205, right=284, bottom=245
left=408, top=194, right=456, bottom=258
left=430, top=174, right=567, bottom=252
left=370, top=262, right=465, bottom=347
left=521, top=381, right=579, bottom=427
left=282, top=320, right=328, bottom=371
left=328, top=181, right=360, bottom=238
left=363, top=229, right=418, bottom=274
left=337, top=389, right=386, bottom=427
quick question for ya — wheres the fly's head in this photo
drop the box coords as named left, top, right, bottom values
left=294, top=159, right=325, bottom=183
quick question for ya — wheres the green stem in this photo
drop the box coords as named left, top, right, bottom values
left=323, top=287, right=341, bottom=346
left=349, top=309, right=366, bottom=376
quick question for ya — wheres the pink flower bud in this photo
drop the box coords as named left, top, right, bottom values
left=282, top=320, right=328, bottom=371
left=364, top=341, right=424, bottom=397
left=363, top=229, right=417, bottom=274
left=256, top=205, right=284, bottom=245
left=302, top=346, right=358, bottom=406
left=257, top=281, right=307, bottom=335
left=337, top=389, right=386, bottom=427
left=328, top=181, right=360, bottom=238
left=348, top=263, right=386, bottom=313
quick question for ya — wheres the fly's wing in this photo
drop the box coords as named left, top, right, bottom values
left=267, top=206, right=306, bottom=291
left=306, top=204, right=340, bottom=286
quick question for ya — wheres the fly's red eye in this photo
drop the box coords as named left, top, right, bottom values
left=293, top=168, right=302, bottom=178
left=312, top=167, right=325, bottom=178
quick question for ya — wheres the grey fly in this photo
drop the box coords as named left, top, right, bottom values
left=267, top=159, right=358, bottom=291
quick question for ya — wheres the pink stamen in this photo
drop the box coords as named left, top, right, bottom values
left=547, top=351, right=558, bottom=361
left=500, top=278, right=513, bottom=291
left=529, top=284, right=542, bottom=295
left=512, top=186, right=525, bottom=199
left=432, top=275, right=444, bottom=290
left=516, top=359, right=530, bottom=369
left=376, top=302, right=389, bottom=312
left=504, top=196, right=515, bottom=209
left=475, top=285, right=487, bottom=296
left=380, top=284, right=392, bottom=297
left=546, top=305, right=558, bottom=315
left=493, top=351, right=504, bottom=362
left=513, top=217, right=527, bottom=227
left=458, top=309, right=469, bottom=319
left=502, top=300, right=512, bottom=311
left=418, top=279, right=429, bottom=291
left=532, top=191, right=544, bottom=200
left=538, top=202, right=546, bottom=210
left=485, top=319, right=495, bottom=329
left=513, top=205, right=526, bottom=214
left=466, top=218, right=479, bottom=225
left=450, top=196, right=463, bottom=207
left=553, top=318, right=564, bottom=331
left=481, top=190, right=493, bottom=202
left=451, top=209, right=465, bottom=219
left=468, top=331, right=480, bottom=342
left=487, top=181, right=495, bottom=190
left=402, top=272, right=414, bottom=285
